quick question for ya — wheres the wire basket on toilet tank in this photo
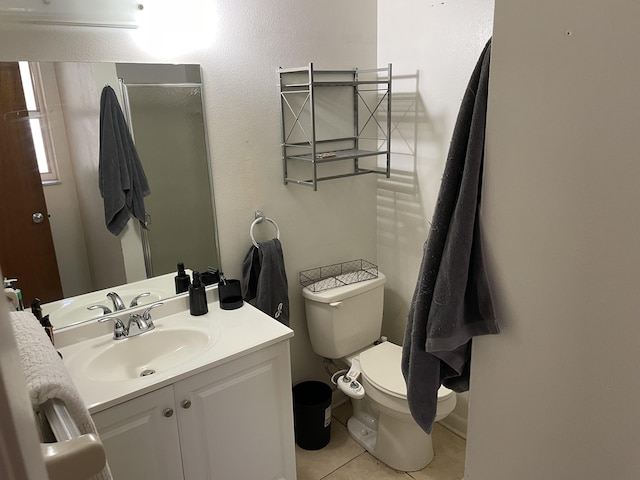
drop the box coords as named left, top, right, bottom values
left=299, top=259, right=378, bottom=293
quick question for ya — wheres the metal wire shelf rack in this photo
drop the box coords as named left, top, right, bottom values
left=299, top=259, right=378, bottom=292
left=279, top=63, right=392, bottom=191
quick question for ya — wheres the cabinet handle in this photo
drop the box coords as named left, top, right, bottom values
left=181, top=400, right=192, bottom=409
left=163, top=408, right=174, bottom=418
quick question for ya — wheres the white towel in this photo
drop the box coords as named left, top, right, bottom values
left=9, top=311, right=112, bottom=480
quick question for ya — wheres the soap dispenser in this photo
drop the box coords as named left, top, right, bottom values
left=189, top=271, right=208, bottom=316
left=175, top=262, right=191, bottom=294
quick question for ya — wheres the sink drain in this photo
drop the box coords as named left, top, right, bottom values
left=140, top=369, right=156, bottom=377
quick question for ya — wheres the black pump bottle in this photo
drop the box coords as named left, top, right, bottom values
left=189, top=271, right=208, bottom=316
left=175, top=262, right=191, bottom=294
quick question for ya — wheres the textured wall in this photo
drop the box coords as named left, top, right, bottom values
left=0, top=0, right=377, bottom=384
left=467, top=1, right=640, bottom=478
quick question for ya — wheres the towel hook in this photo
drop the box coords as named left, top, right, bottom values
left=250, top=211, right=280, bottom=248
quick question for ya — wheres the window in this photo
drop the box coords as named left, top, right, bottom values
left=18, top=61, right=59, bottom=184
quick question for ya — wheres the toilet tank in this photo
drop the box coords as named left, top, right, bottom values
left=302, top=273, right=386, bottom=359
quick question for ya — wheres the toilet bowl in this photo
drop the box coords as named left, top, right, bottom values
left=302, top=272, right=456, bottom=471
left=345, top=341, right=456, bottom=471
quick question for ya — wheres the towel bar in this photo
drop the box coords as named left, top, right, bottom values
left=250, top=211, right=280, bottom=247
left=39, top=399, right=107, bottom=480
left=42, top=398, right=81, bottom=441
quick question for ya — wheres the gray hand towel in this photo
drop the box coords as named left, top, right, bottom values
left=242, top=244, right=260, bottom=302
left=402, top=38, right=499, bottom=434
left=242, top=239, right=289, bottom=327
left=99, top=86, right=150, bottom=236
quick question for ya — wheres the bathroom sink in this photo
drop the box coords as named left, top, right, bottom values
left=68, top=328, right=211, bottom=382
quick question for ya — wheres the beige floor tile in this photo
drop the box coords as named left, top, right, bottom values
left=324, top=452, right=413, bottom=480
left=296, top=420, right=365, bottom=480
left=298, top=402, right=466, bottom=480
left=433, top=423, right=466, bottom=458
left=408, top=424, right=466, bottom=480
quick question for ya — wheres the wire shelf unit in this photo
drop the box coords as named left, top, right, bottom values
left=279, top=63, right=392, bottom=191
left=299, top=259, right=378, bottom=292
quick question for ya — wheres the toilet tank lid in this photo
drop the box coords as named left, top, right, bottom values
left=302, top=273, right=386, bottom=303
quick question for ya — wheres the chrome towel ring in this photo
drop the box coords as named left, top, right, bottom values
left=250, top=212, right=280, bottom=248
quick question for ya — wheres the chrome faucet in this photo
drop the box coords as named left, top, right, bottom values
left=129, top=292, right=151, bottom=308
left=87, top=304, right=113, bottom=315
left=107, top=292, right=126, bottom=311
left=98, top=316, right=127, bottom=340
left=98, top=302, right=164, bottom=340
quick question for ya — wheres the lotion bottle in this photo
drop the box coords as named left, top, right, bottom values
left=189, top=271, right=208, bottom=316
left=3, top=278, right=23, bottom=310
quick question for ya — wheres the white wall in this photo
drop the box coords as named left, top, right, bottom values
left=377, top=0, right=495, bottom=435
left=0, top=0, right=377, bottom=384
left=54, top=62, right=130, bottom=291
left=39, top=62, right=94, bottom=297
left=466, top=1, right=640, bottom=478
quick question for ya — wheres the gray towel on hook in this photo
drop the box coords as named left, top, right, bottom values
left=242, top=239, right=289, bottom=327
left=402, top=38, right=499, bottom=434
left=99, top=86, right=150, bottom=236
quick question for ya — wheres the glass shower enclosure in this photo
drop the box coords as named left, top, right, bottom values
left=118, top=64, right=219, bottom=279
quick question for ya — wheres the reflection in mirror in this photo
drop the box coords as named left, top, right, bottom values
left=0, top=62, right=220, bottom=329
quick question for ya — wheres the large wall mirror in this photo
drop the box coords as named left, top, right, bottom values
left=0, top=61, right=220, bottom=327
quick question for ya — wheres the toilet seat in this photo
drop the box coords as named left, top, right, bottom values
left=359, top=342, right=455, bottom=402
left=359, top=342, right=406, bottom=399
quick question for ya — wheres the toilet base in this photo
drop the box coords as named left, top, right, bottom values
left=347, top=398, right=434, bottom=472
left=347, top=415, right=377, bottom=452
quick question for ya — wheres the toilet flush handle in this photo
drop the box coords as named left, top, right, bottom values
left=329, top=302, right=342, bottom=308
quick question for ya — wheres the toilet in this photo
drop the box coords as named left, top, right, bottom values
left=302, top=272, right=456, bottom=472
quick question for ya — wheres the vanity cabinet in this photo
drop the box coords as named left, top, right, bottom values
left=92, top=386, right=183, bottom=480
left=92, top=341, right=296, bottom=480
left=279, top=63, right=392, bottom=190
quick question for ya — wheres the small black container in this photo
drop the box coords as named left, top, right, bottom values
left=292, top=381, right=332, bottom=450
left=218, top=279, right=243, bottom=310
left=175, top=262, right=191, bottom=294
left=200, top=268, right=220, bottom=286
left=189, top=271, right=208, bottom=316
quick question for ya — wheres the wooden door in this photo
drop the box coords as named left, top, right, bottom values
left=0, top=62, right=62, bottom=305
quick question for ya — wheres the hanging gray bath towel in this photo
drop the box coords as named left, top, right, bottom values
left=242, top=239, right=290, bottom=327
left=99, top=85, right=150, bottom=236
left=401, top=38, right=500, bottom=434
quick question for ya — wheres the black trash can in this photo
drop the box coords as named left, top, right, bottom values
left=292, top=381, right=332, bottom=450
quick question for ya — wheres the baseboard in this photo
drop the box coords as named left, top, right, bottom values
left=438, top=411, right=467, bottom=439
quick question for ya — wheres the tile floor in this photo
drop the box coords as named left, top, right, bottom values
left=295, top=402, right=466, bottom=480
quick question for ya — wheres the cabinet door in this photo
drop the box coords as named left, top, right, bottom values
left=175, top=342, right=296, bottom=480
left=92, top=386, right=184, bottom=480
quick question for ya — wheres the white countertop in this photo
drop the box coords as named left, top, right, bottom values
left=58, top=298, right=293, bottom=414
